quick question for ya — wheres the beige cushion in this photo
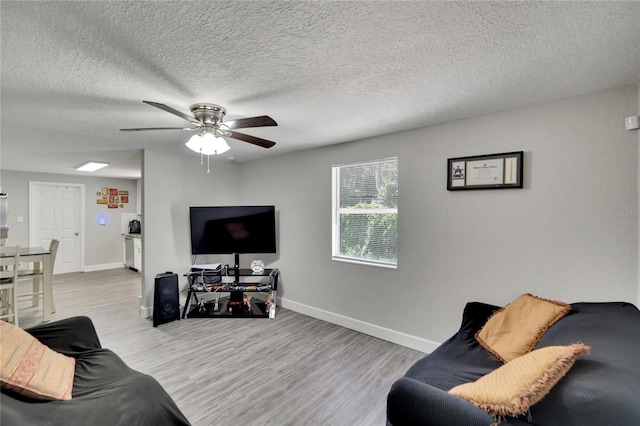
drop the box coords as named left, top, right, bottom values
left=476, top=294, right=570, bottom=362
left=449, top=343, right=590, bottom=419
left=0, top=320, right=75, bottom=400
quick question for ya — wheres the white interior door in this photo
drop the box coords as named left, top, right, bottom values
left=29, top=182, right=84, bottom=274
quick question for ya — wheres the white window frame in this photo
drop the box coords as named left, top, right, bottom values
left=331, top=157, right=398, bottom=269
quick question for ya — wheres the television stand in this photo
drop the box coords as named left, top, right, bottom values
left=182, top=268, right=279, bottom=319
left=233, top=253, right=240, bottom=282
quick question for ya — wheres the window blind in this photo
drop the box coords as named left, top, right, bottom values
left=332, top=158, right=398, bottom=268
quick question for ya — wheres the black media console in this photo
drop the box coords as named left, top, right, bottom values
left=182, top=268, right=279, bottom=319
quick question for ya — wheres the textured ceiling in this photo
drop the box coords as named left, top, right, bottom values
left=1, top=1, right=639, bottom=179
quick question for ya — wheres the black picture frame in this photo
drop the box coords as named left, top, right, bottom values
left=447, top=151, right=523, bottom=191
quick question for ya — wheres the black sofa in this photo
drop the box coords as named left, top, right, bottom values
left=387, top=301, right=640, bottom=426
left=1, top=316, right=190, bottom=426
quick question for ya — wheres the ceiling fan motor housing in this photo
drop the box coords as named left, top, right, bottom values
left=190, top=103, right=226, bottom=125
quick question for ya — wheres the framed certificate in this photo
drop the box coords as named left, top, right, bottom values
left=447, top=151, right=523, bottom=190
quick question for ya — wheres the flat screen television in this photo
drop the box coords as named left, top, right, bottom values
left=189, top=205, right=276, bottom=255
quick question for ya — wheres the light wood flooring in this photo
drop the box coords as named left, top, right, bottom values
left=16, top=268, right=425, bottom=426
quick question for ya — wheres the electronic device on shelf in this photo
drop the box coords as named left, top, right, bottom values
left=190, top=263, right=222, bottom=272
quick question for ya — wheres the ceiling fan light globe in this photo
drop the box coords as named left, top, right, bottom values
left=201, top=132, right=215, bottom=143
left=215, top=140, right=231, bottom=155
left=200, top=134, right=231, bottom=155
left=185, top=134, right=203, bottom=153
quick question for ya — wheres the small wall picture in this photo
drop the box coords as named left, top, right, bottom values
left=447, top=151, right=523, bottom=191
left=98, top=187, right=129, bottom=208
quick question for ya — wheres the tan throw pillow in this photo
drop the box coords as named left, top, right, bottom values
left=476, top=294, right=570, bottom=362
left=449, top=343, right=590, bottom=420
left=0, top=320, right=75, bottom=400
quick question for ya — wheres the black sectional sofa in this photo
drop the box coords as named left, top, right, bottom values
left=387, top=301, right=640, bottom=426
left=1, top=316, right=190, bottom=425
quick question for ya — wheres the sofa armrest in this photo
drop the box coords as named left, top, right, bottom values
left=387, top=377, right=497, bottom=426
left=25, top=316, right=102, bottom=355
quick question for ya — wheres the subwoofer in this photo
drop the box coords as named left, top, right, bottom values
left=153, top=272, right=180, bottom=327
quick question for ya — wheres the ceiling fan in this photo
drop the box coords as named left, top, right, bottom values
left=120, top=101, right=277, bottom=149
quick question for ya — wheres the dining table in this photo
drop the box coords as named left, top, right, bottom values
left=0, top=245, right=53, bottom=322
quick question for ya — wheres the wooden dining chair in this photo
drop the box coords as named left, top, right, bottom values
left=0, top=246, right=20, bottom=325
left=18, top=239, right=59, bottom=312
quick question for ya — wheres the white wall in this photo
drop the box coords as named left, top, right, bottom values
left=142, top=85, right=638, bottom=352
left=236, top=85, right=639, bottom=351
left=0, top=170, right=138, bottom=269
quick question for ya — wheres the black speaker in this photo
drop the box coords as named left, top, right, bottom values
left=153, top=272, right=180, bottom=327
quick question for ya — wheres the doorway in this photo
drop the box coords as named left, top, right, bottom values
left=29, top=182, right=84, bottom=274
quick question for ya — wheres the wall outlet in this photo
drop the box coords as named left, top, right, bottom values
left=624, top=115, right=639, bottom=130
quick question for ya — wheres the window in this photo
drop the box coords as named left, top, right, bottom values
left=332, top=157, right=398, bottom=269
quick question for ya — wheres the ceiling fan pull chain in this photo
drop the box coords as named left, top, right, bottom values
left=207, top=155, right=211, bottom=174
left=200, top=150, right=204, bottom=165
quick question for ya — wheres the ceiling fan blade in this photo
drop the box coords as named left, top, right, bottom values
left=227, top=130, right=276, bottom=148
left=143, top=101, right=200, bottom=124
left=120, top=127, right=197, bottom=131
left=223, top=115, right=277, bottom=130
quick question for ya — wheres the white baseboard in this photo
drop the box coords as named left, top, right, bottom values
left=279, top=298, right=440, bottom=354
left=83, top=263, right=128, bottom=272
left=140, top=305, right=152, bottom=319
